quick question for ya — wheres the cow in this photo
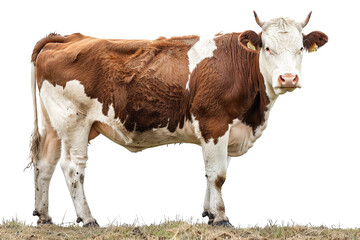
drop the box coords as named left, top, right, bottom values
left=29, top=11, right=328, bottom=227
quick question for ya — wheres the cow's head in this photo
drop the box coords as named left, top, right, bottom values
left=240, top=11, right=328, bottom=98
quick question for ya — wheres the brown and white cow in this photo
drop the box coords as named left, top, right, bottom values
left=30, top=12, right=327, bottom=227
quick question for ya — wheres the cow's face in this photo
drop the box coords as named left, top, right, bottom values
left=240, top=12, right=328, bottom=99
left=260, top=19, right=306, bottom=96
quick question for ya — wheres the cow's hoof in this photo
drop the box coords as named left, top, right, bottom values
left=213, top=220, right=234, bottom=228
left=32, top=210, right=40, bottom=216
left=202, top=210, right=215, bottom=225
left=202, top=210, right=212, bottom=218
left=34, top=210, right=53, bottom=225
left=37, top=219, right=53, bottom=225
left=83, top=221, right=99, bottom=227
left=76, top=217, right=83, bottom=223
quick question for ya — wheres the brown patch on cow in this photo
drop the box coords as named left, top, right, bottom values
left=215, top=176, right=226, bottom=191
left=217, top=205, right=225, bottom=213
left=303, top=31, right=328, bottom=51
left=69, top=169, right=74, bottom=178
left=34, top=167, right=40, bottom=192
left=80, top=174, right=84, bottom=184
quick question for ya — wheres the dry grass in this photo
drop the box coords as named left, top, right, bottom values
left=1, top=218, right=359, bottom=240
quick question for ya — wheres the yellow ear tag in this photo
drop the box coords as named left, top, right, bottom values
left=309, top=43, right=318, bottom=52
left=247, top=41, right=256, bottom=51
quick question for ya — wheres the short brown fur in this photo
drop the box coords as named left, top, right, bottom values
left=215, top=176, right=226, bottom=191
left=303, top=31, right=328, bottom=51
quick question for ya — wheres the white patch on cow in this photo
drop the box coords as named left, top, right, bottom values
left=201, top=133, right=229, bottom=176
left=191, top=115, right=203, bottom=140
left=185, top=74, right=191, bottom=90
left=40, top=80, right=133, bottom=144
left=186, top=36, right=217, bottom=91
left=259, top=18, right=304, bottom=98
left=227, top=119, right=254, bottom=157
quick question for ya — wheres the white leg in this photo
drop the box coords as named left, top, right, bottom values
left=202, top=155, right=231, bottom=222
left=33, top=122, right=61, bottom=224
left=60, top=126, right=98, bottom=227
left=201, top=131, right=232, bottom=227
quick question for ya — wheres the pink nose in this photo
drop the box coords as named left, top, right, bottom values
left=278, top=74, right=298, bottom=88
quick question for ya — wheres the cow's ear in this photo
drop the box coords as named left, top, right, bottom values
left=239, top=30, right=262, bottom=52
left=303, top=31, right=328, bottom=53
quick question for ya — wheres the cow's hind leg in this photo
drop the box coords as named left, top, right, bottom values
left=60, top=123, right=98, bottom=227
left=201, top=131, right=233, bottom=228
left=33, top=114, right=61, bottom=224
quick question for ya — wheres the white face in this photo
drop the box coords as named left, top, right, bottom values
left=259, top=18, right=305, bottom=98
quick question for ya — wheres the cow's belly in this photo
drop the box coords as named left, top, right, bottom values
left=93, top=120, right=200, bottom=152
left=97, top=117, right=268, bottom=155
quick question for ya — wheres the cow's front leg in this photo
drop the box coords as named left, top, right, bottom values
left=202, top=156, right=231, bottom=225
left=201, top=131, right=233, bottom=227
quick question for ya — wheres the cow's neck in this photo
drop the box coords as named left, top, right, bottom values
left=224, top=33, right=271, bottom=132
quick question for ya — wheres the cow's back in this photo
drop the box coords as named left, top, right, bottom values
left=35, top=33, right=154, bottom=89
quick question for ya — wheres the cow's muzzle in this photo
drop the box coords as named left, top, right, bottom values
left=278, top=73, right=299, bottom=88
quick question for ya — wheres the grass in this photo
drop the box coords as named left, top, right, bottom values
left=1, top=218, right=359, bottom=240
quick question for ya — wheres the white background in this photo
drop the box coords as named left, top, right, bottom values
left=1, top=0, right=359, bottom=228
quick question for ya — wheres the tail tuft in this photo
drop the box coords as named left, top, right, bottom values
left=29, top=125, right=41, bottom=167
left=27, top=63, right=41, bottom=168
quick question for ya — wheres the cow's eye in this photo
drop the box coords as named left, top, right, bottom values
left=300, top=47, right=304, bottom=51
left=265, top=47, right=271, bottom=54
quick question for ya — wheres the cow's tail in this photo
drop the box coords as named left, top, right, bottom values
left=28, top=63, right=41, bottom=168
left=27, top=33, right=66, bottom=169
